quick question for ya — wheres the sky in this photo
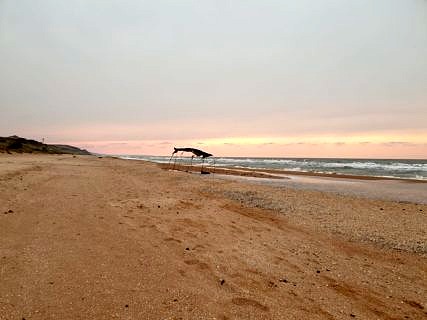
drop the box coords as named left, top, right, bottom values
left=1, top=0, right=426, bottom=158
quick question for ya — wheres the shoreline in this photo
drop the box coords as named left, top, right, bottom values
left=156, top=161, right=427, bottom=183
left=157, top=162, right=427, bottom=204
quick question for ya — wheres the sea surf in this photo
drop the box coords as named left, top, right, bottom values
left=118, top=155, right=427, bottom=181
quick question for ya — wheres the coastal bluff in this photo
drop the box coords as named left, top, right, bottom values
left=0, top=135, right=90, bottom=155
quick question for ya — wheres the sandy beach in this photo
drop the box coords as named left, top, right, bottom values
left=1, top=154, right=426, bottom=319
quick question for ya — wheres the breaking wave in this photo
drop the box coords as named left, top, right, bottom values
left=118, top=155, right=427, bottom=180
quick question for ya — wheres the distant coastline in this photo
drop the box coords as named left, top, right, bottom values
left=0, top=136, right=91, bottom=155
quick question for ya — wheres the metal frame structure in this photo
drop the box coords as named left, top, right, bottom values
left=168, top=147, right=215, bottom=174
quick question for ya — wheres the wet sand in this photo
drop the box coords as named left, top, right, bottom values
left=217, top=173, right=427, bottom=205
left=160, top=162, right=427, bottom=183
left=1, top=154, right=426, bottom=319
left=161, top=163, right=427, bottom=204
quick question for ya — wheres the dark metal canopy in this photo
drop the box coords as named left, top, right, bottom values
left=172, top=147, right=213, bottom=158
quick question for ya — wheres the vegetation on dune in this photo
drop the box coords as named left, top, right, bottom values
left=0, top=136, right=91, bottom=155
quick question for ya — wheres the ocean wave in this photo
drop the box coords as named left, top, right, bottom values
left=217, top=159, right=427, bottom=172
left=118, top=155, right=427, bottom=180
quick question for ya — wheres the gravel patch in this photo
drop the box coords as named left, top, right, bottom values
left=214, top=184, right=427, bottom=256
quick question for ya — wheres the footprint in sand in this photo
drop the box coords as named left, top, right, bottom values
left=231, top=297, right=269, bottom=312
left=164, top=237, right=182, bottom=243
left=109, top=199, right=145, bottom=210
left=184, top=259, right=210, bottom=270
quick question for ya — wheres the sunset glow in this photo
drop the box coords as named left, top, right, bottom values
left=1, top=0, right=426, bottom=158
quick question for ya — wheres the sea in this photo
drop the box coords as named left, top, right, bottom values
left=119, top=155, right=427, bottom=181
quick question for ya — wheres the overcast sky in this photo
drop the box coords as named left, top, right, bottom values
left=1, top=0, right=426, bottom=157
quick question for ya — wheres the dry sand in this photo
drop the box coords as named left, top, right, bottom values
left=1, top=154, right=426, bottom=319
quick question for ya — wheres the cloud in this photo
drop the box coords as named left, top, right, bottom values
left=1, top=1, right=427, bottom=146
left=103, top=142, right=129, bottom=146
left=261, top=142, right=276, bottom=146
left=383, top=141, right=415, bottom=147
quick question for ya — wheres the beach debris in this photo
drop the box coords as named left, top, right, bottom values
left=350, top=314, right=356, bottom=317
left=185, top=247, right=190, bottom=251
left=4, top=209, right=13, bottom=214
left=279, top=278, right=288, bottom=283
left=125, top=304, right=129, bottom=308
left=316, top=270, right=320, bottom=274
left=169, top=147, right=214, bottom=174
left=220, top=279, right=226, bottom=285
